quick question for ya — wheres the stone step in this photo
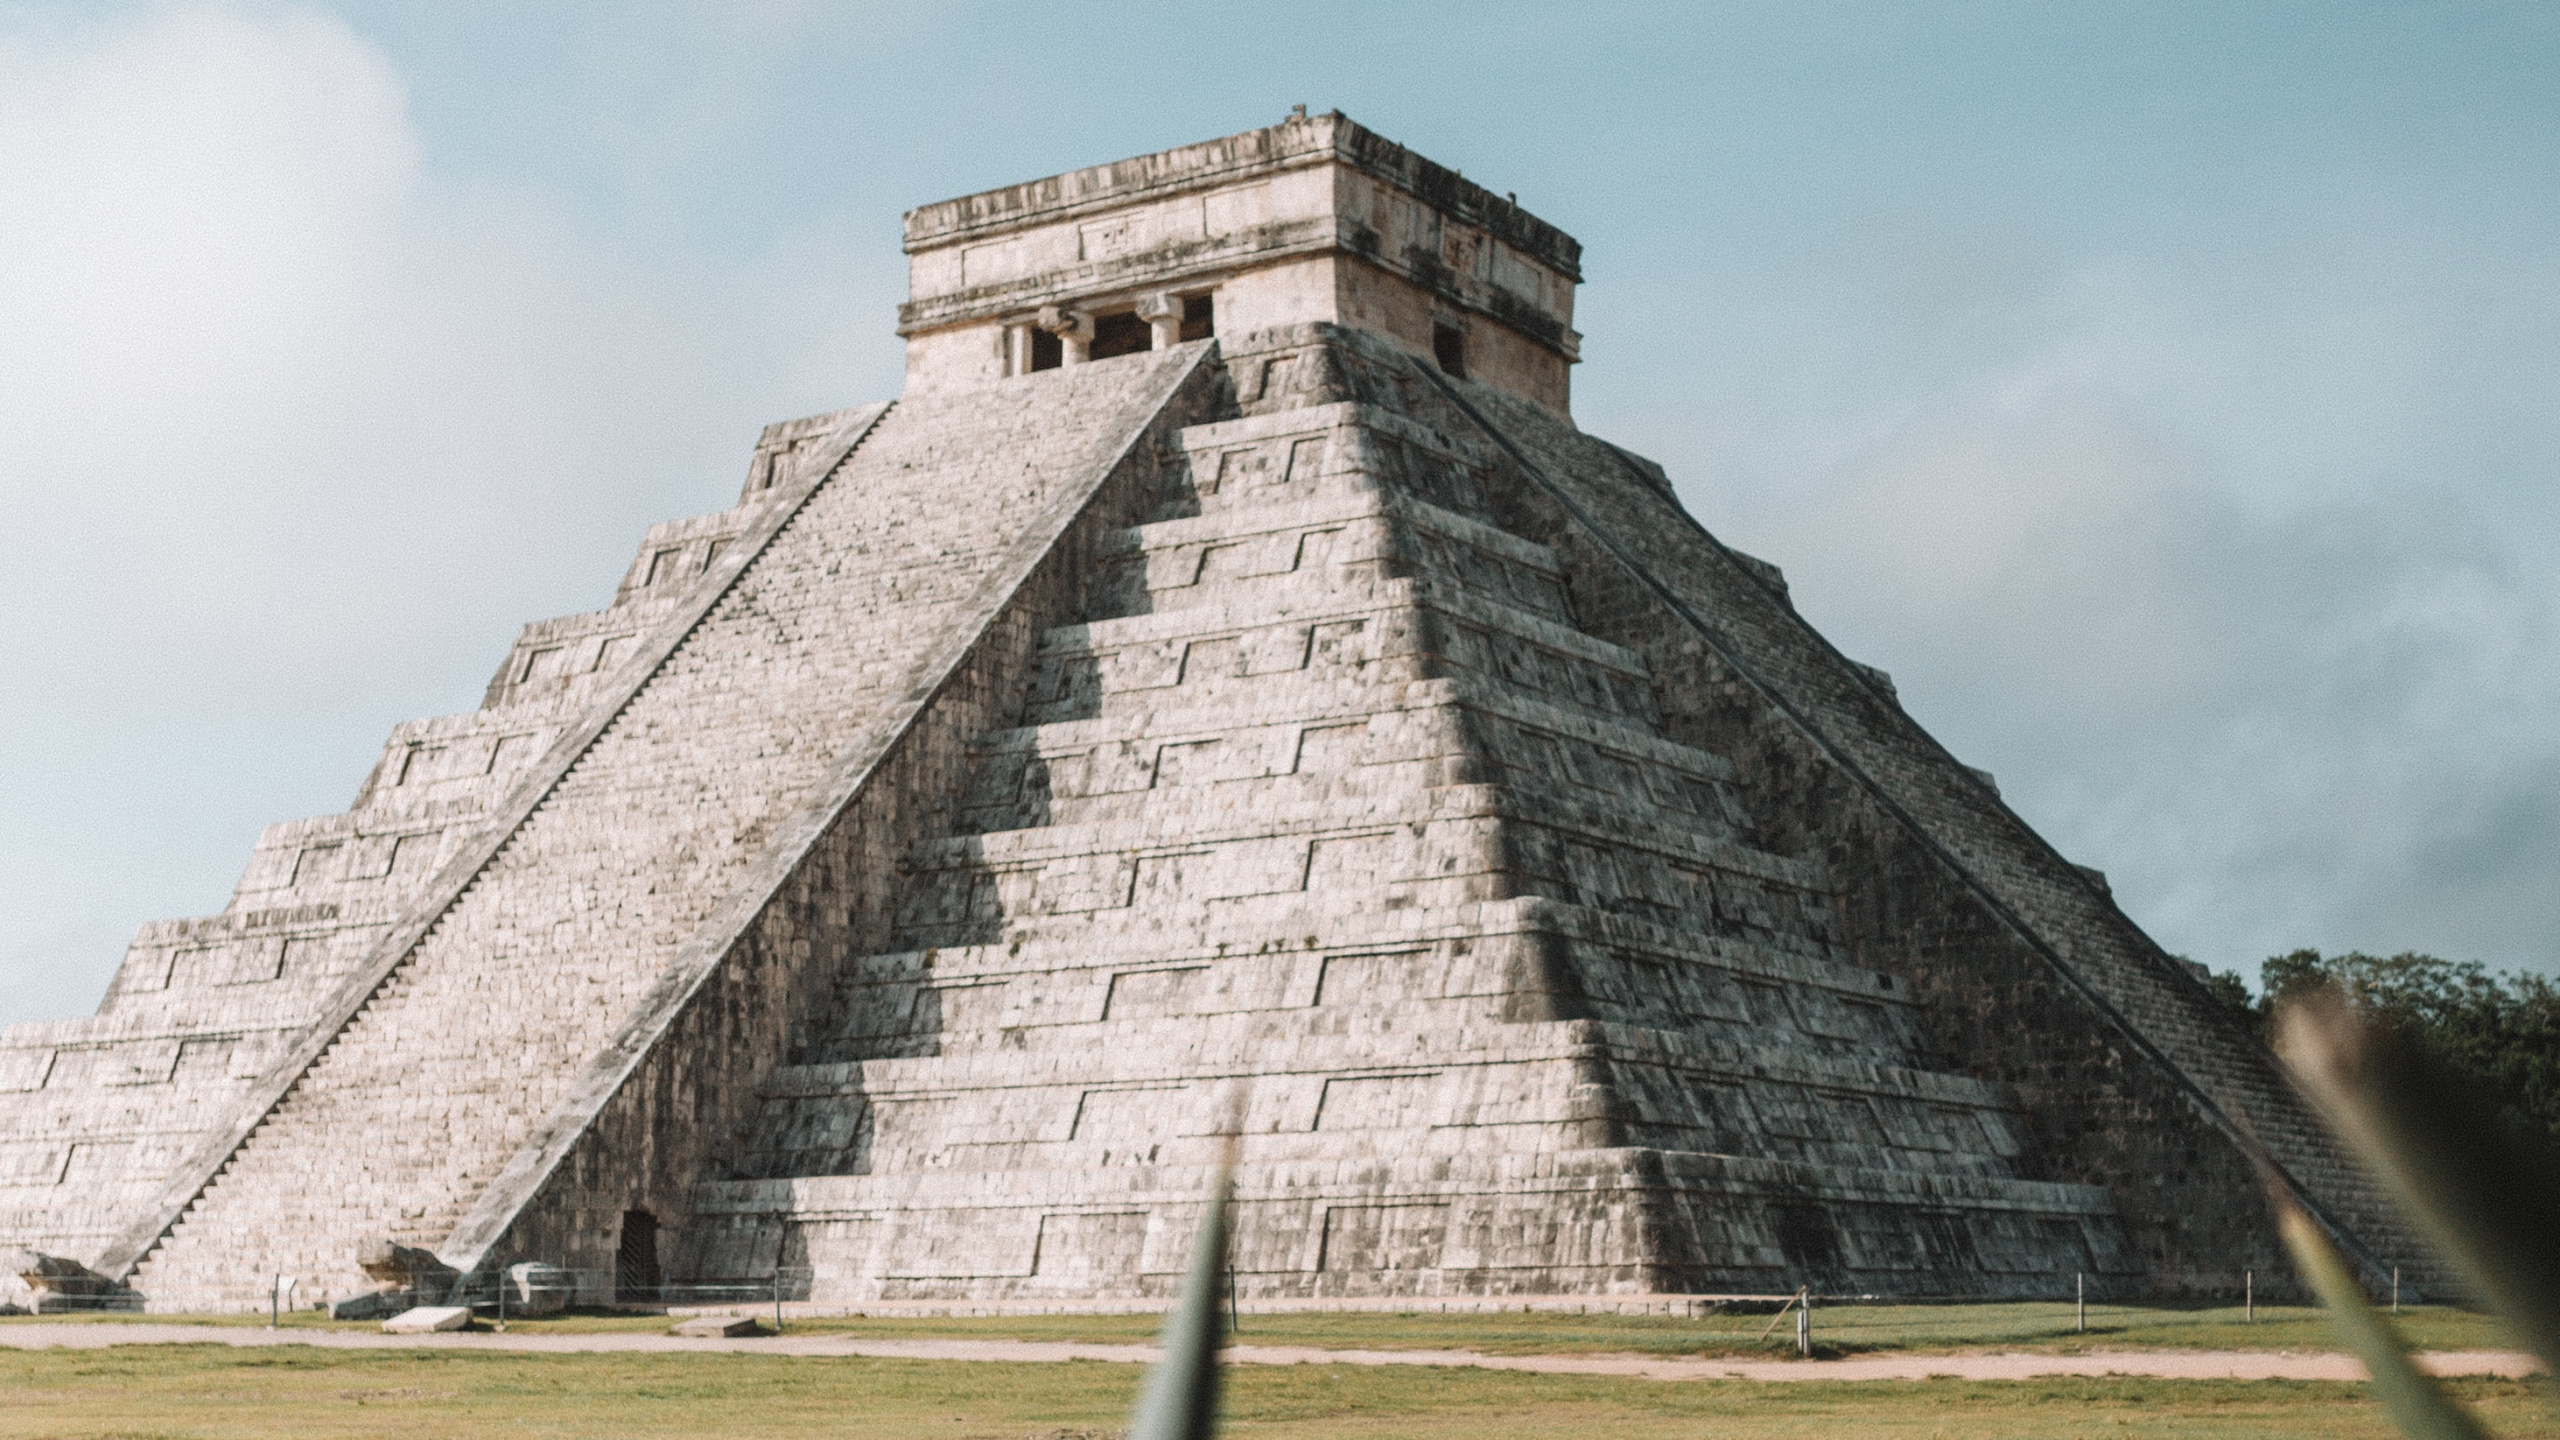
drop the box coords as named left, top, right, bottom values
left=818, top=897, right=1902, bottom=1015
left=770, top=1017, right=2018, bottom=1112
left=821, top=917, right=1907, bottom=1043
left=1107, top=484, right=1562, bottom=579
left=885, top=826, right=1835, bottom=961
left=1167, top=401, right=1508, bottom=517
left=1024, top=609, right=1660, bottom=741
left=912, top=783, right=1819, bottom=893
left=699, top=1145, right=2116, bottom=1231
left=678, top=1142, right=2125, bottom=1301
left=956, top=709, right=1745, bottom=849
left=977, top=676, right=1731, bottom=790
left=949, top=765, right=1757, bottom=890
left=871, top=888, right=1849, bottom=978
left=1086, top=502, right=1573, bottom=630
left=1043, top=574, right=1649, bottom=683
left=742, top=1120, right=2029, bottom=1183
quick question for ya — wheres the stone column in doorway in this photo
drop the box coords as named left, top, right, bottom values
left=1136, top=292, right=1183, bottom=351
left=1037, top=305, right=1093, bottom=365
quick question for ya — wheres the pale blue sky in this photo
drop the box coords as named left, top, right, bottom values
left=4, top=2, right=2556, bottom=1025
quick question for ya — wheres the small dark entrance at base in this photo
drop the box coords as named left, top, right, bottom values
left=615, top=1208, right=662, bottom=1303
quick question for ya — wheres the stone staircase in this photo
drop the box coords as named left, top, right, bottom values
left=0, top=410, right=841, bottom=1301
left=109, top=348, right=1216, bottom=1311
left=682, top=383, right=2126, bottom=1300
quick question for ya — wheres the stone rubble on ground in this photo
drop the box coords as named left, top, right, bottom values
left=380, top=1305, right=471, bottom=1334
left=670, top=1315, right=768, bottom=1338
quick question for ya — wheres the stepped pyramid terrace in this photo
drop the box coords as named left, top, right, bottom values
left=0, top=112, right=2424, bottom=1315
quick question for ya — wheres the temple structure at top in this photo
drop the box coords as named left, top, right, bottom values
left=896, top=110, right=1580, bottom=413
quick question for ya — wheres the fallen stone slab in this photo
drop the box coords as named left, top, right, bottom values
left=381, top=1306, right=472, bottom=1334
left=504, top=1262, right=575, bottom=1317
left=357, top=1240, right=454, bottom=1292
left=330, top=1289, right=412, bottom=1321
left=671, top=1315, right=768, bottom=1338
left=7, top=1251, right=131, bottom=1313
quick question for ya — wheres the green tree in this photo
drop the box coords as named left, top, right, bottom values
left=2256, top=950, right=2560, bottom=1148
left=2196, top=963, right=2258, bottom=1033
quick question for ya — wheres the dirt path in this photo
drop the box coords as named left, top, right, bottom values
left=0, top=1323, right=2539, bottom=1382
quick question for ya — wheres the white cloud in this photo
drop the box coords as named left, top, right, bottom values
left=0, top=9, right=412, bottom=410
left=0, top=5, right=896, bottom=1025
left=1750, top=255, right=2560, bottom=982
left=3, top=3, right=2550, bottom=1029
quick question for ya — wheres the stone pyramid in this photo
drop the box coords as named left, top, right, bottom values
left=2, top=113, right=2420, bottom=1314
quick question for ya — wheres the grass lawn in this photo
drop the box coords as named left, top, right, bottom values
left=3, top=1344, right=2556, bottom=1440
left=4, top=1301, right=2517, bottom=1359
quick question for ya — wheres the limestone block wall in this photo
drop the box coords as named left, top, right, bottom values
left=0, top=400, right=894, bottom=1305
left=739, top=407, right=875, bottom=501
left=4, top=311, right=2391, bottom=1313
left=108, top=346, right=1216, bottom=1312
left=0, top=495, right=727, bottom=1306
left=897, top=112, right=1578, bottom=413
left=466, top=347, right=1233, bottom=1287
left=1299, top=322, right=2428, bottom=1298
left=2, top=658, right=561, bottom=1295
left=672, top=330, right=2118, bottom=1304
left=1327, top=255, right=1571, bottom=419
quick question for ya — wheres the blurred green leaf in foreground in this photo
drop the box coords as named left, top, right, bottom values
left=2274, top=985, right=2560, bottom=1437
left=2275, top=1196, right=2490, bottom=1440
left=1126, top=1154, right=1233, bottom=1440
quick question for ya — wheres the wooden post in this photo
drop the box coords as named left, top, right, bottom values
left=1754, top=1289, right=1802, bottom=1344
left=2076, top=1272, right=2085, bottom=1332
left=2245, top=1270, right=2254, bottom=1323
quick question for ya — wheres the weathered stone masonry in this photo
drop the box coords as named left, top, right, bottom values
left=0, top=112, right=2420, bottom=1312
